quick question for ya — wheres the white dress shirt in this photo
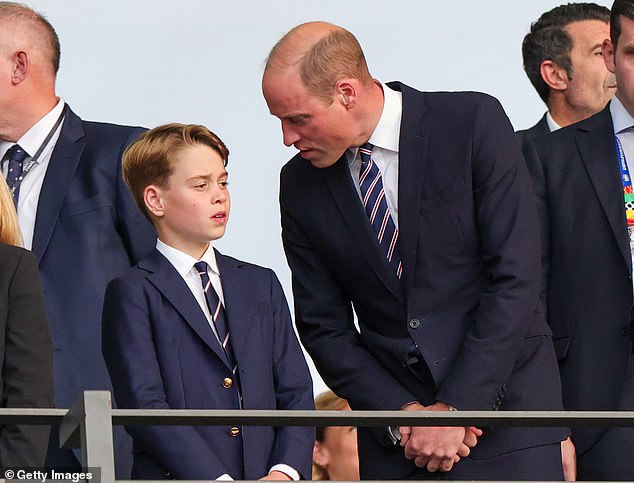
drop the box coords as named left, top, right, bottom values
left=347, top=82, right=402, bottom=227
left=155, top=239, right=299, bottom=481
left=1, top=98, right=65, bottom=249
left=546, top=111, right=562, bottom=132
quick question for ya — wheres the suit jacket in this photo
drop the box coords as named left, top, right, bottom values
left=33, top=106, right=156, bottom=472
left=523, top=105, right=634, bottom=455
left=102, top=248, right=314, bottom=480
left=0, top=243, right=54, bottom=467
left=516, top=113, right=550, bottom=145
left=280, top=82, right=565, bottom=479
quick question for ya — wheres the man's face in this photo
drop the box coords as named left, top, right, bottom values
left=605, top=16, right=634, bottom=117
left=262, top=67, right=355, bottom=168
left=148, top=144, right=230, bottom=259
left=564, top=20, right=616, bottom=117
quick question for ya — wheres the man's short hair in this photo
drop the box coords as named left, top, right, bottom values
left=122, top=123, right=229, bottom=220
left=610, top=0, right=634, bottom=47
left=522, top=3, right=610, bottom=103
left=0, top=2, right=60, bottom=74
left=266, top=24, right=373, bottom=103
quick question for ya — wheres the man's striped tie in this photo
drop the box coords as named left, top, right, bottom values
left=359, top=143, right=402, bottom=278
left=194, top=261, right=238, bottom=375
left=5, top=144, right=27, bottom=207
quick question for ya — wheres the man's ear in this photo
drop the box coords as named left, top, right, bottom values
left=540, top=60, right=569, bottom=92
left=603, top=38, right=616, bottom=74
left=336, top=78, right=358, bottom=109
left=313, top=440, right=330, bottom=469
left=144, top=185, right=165, bottom=218
left=11, top=50, right=30, bottom=84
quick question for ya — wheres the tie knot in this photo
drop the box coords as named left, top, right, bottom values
left=359, top=142, right=374, bottom=165
left=6, top=144, right=27, bottom=163
left=194, top=261, right=209, bottom=276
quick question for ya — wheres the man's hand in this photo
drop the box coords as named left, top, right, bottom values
left=398, top=402, right=481, bottom=472
left=259, top=471, right=292, bottom=481
left=561, top=437, right=577, bottom=481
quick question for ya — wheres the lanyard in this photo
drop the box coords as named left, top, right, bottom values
left=6, top=104, right=67, bottom=197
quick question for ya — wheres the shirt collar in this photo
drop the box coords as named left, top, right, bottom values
left=610, top=96, right=634, bottom=134
left=156, top=239, right=220, bottom=278
left=0, top=98, right=65, bottom=159
left=545, top=111, right=561, bottom=132
left=347, top=82, right=402, bottom=160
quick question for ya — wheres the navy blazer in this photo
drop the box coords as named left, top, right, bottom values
left=280, top=83, right=565, bottom=479
left=0, top=244, right=54, bottom=467
left=102, top=249, right=314, bottom=480
left=33, top=106, right=156, bottom=471
left=516, top=113, right=550, bottom=145
left=523, top=105, right=634, bottom=455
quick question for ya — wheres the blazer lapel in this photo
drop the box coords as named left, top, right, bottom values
left=32, top=106, right=84, bottom=263
left=324, top=157, right=404, bottom=303
left=214, top=250, right=251, bottom=364
left=391, top=82, right=430, bottom=295
left=140, top=250, right=231, bottom=367
left=577, top=108, right=632, bottom=273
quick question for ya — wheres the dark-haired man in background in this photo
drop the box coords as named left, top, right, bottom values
left=523, top=0, right=634, bottom=478
left=518, top=3, right=615, bottom=143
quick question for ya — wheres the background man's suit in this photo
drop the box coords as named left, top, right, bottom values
left=280, top=82, right=566, bottom=480
left=0, top=243, right=54, bottom=467
left=516, top=113, right=549, bottom=145
left=102, top=249, right=314, bottom=480
left=523, top=106, right=634, bottom=479
left=34, top=106, right=156, bottom=471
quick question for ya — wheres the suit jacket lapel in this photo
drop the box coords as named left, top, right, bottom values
left=324, top=157, right=404, bottom=303
left=140, top=250, right=231, bottom=367
left=391, top=82, right=430, bottom=295
left=32, top=106, right=84, bottom=263
left=577, top=108, right=632, bottom=272
left=214, top=250, right=251, bottom=364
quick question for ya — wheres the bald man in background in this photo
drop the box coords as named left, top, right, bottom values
left=0, top=2, right=155, bottom=474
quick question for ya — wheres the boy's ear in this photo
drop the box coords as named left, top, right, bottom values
left=313, top=440, right=330, bottom=469
left=144, top=185, right=165, bottom=217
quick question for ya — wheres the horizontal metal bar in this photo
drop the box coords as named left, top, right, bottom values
left=111, top=409, right=634, bottom=428
left=0, top=408, right=67, bottom=424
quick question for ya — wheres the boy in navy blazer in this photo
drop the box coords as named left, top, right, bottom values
left=102, top=123, right=314, bottom=480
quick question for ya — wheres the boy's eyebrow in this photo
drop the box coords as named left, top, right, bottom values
left=187, top=171, right=229, bottom=182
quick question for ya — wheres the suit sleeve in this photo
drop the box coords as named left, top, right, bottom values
left=102, top=276, right=231, bottom=479
left=266, top=270, right=314, bottom=479
left=114, top=127, right=157, bottom=264
left=280, top=176, right=419, bottom=410
left=522, top=138, right=552, bottom=319
left=435, top=97, right=548, bottom=409
left=1, top=250, right=54, bottom=467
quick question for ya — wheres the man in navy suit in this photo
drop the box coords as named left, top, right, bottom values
left=518, top=3, right=615, bottom=143
left=102, top=123, right=314, bottom=479
left=0, top=3, right=155, bottom=473
left=262, top=22, right=567, bottom=480
left=523, top=1, right=634, bottom=478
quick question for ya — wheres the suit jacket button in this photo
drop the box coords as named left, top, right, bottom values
left=223, top=377, right=233, bottom=389
left=230, top=426, right=241, bottom=437
left=409, top=318, right=421, bottom=329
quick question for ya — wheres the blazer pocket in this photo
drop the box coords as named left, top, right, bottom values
left=60, top=194, right=112, bottom=219
left=420, top=180, right=467, bottom=213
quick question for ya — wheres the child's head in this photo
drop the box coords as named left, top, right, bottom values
left=123, top=123, right=230, bottom=256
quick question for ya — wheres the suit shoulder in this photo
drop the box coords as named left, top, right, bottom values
left=0, top=243, right=30, bottom=259
left=81, top=120, right=147, bottom=141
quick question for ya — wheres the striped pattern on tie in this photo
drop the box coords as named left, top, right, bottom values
left=194, top=261, right=238, bottom=376
left=4, top=144, right=27, bottom=207
left=359, top=143, right=402, bottom=278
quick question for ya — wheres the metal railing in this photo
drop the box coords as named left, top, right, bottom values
left=1, top=391, right=634, bottom=483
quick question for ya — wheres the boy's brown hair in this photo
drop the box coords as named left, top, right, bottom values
left=122, top=123, right=229, bottom=220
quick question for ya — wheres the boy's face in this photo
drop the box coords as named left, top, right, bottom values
left=147, top=143, right=229, bottom=259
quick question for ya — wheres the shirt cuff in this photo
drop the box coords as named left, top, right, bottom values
left=270, top=464, right=300, bottom=481
left=216, top=474, right=233, bottom=481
